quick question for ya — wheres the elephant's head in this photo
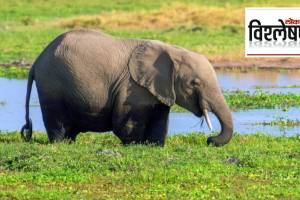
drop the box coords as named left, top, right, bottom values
left=129, top=41, right=233, bottom=146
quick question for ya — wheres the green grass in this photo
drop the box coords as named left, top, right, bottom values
left=0, top=0, right=243, bottom=63
left=1, top=0, right=294, bottom=23
left=0, top=27, right=64, bottom=63
left=0, top=24, right=243, bottom=63
left=0, top=0, right=298, bottom=64
left=0, top=0, right=166, bottom=22
left=0, top=132, right=299, bottom=199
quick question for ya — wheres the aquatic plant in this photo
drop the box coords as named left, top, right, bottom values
left=0, top=101, right=5, bottom=107
left=256, top=116, right=300, bottom=127
left=224, top=90, right=300, bottom=111
left=0, top=67, right=29, bottom=79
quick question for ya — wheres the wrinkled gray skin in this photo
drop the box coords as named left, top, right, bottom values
left=21, top=29, right=233, bottom=146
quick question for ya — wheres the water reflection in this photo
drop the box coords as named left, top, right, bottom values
left=218, top=69, right=300, bottom=91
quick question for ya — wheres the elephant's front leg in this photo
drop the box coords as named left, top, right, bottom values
left=120, top=118, right=146, bottom=145
left=113, top=108, right=150, bottom=145
left=144, top=104, right=170, bottom=146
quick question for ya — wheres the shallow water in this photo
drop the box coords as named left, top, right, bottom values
left=170, top=109, right=300, bottom=136
left=218, top=70, right=300, bottom=93
left=1, top=70, right=300, bottom=136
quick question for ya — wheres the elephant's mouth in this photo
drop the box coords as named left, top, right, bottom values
left=193, top=110, right=203, bottom=118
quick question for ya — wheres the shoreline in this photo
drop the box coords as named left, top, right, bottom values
left=212, top=60, right=300, bottom=70
left=1, top=59, right=300, bottom=70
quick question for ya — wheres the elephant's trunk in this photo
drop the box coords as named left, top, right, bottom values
left=206, top=94, right=233, bottom=146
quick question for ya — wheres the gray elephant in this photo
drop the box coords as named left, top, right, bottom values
left=21, top=29, right=233, bottom=146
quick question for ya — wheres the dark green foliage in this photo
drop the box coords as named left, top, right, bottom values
left=0, top=132, right=299, bottom=199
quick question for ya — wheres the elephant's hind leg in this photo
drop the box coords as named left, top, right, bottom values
left=40, top=101, right=76, bottom=142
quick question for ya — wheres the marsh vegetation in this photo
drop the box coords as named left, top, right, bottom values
left=0, top=132, right=299, bottom=199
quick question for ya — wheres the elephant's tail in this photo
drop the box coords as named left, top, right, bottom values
left=20, top=67, right=34, bottom=141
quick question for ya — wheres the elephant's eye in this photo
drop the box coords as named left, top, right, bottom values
left=190, top=78, right=200, bottom=87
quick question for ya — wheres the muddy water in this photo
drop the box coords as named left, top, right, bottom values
left=0, top=69, right=300, bottom=136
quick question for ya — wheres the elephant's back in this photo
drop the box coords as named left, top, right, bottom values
left=34, top=29, right=137, bottom=112
left=45, top=29, right=133, bottom=78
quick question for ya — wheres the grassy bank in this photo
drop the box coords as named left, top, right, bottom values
left=0, top=0, right=299, bottom=64
left=0, top=132, right=299, bottom=199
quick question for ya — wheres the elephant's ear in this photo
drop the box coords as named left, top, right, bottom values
left=128, top=42, right=175, bottom=106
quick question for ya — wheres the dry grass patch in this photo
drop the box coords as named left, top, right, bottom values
left=59, top=3, right=243, bottom=30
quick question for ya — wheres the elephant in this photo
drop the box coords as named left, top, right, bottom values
left=21, top=29, right=233, bottom=146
